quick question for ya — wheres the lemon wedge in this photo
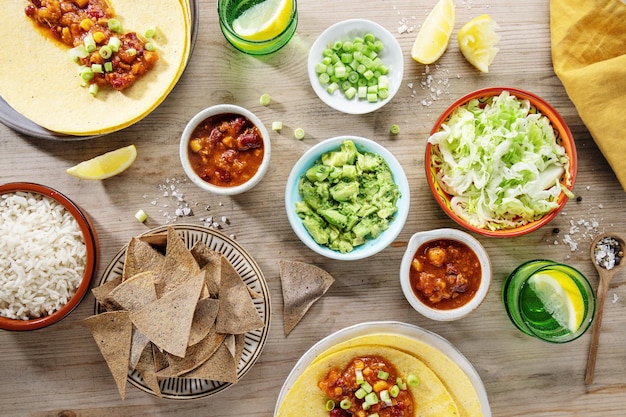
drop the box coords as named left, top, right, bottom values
left=232, top=0, right=293, bottom=41
left=457, top=14, right=500, bottom=73
left=528, top=270, right=585, bottom=333
left=66, top=144, right=137, bottom=180
left=411, top=0, right=456, bottom=65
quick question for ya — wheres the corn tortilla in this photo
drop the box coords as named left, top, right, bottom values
left=275, top=345, right=459, bottom=417
left=0, top=0, right=190, bottom=135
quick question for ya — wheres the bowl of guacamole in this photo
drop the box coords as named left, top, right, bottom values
left=285, top=136, right=410, bottom=260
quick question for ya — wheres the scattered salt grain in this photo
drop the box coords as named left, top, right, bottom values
left=593, top=236, right=623, bottom=270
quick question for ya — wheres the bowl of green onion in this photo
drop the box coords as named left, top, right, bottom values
left=426, top=87, right=577, bottom=237
left=307, top=19, right=404, bottom=115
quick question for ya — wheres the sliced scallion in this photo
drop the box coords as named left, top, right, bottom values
left=108, top=36, right=121, bottom=52
left=104, top=61, right=113, bottom=72
left=99, top=45, right=112, bottom=59
left=390, top=124, right=400, bottom=135
left=325, top=400, right=335, bottom=411
left=364, top=392, right=378, bottom=406
left=339, top=399, right=351, bottom=410
left=88, top=83, right=98, bottom=97
left=135, top=209, right=148, bottom=223
left=84, top=34, right=96, bottom=53
left=145, top=42, right=155, bottom=51
left=271, top=121, right=283, bottom=132
left=68, top=45, right=88, bottom=62
left=294, top=128, right=305, bottom=140
left=407, top=374, right=420, bottom=387
left=91, top=64, right=103, bottom=73
left=259, top=93, right=271, bottom=106
left=355, top=387, right=367, bottom=399
left=377, top=370, right=389, bottom=380
left=144, top=25, right=158, bottom=38
left=107, top=18, right=123, bottom=33
left=389, top=384, right=400, bottom=397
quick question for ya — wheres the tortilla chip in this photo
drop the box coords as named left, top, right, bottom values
left=215, top=257, right=264, bottom=334
left=278, top=260, right=335, bottom=336
left=152, top=343, right=169, bottom=373
left=158, top=328, right=226, bottom=377
left=135, top=343, right=162, bottom=397
left=109, top=271, right=157, bottom=311
left=188, top=297, right=220, bottom=346
left=130, top=271, right=204, bottom=358
left=84, top=311, right=133, bottom=400
left=181, top=339, right=238, bottom=383
left=91, top=275, right=123, bottom=312
left=129, top=328, right=151, bottom=370
left=191, top=241, right=223, bottom=297
left=234, top=333, right=247, bottom=365
left=123, top=238, right=165, bottom=281
left=138, top=232, right=168, bottom=252
left=155, top=226, right=202, bottom=296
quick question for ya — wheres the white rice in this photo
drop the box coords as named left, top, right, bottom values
left=0, top=191, right=87, bottom=320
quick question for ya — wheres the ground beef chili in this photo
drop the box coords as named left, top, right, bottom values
left=188, top=114, right=264, bottom=187
left=318, top=355, right=414, bottom=417
left=24, top=0, right=158, bottom=92
left=409, top=239, right=481, bottom=309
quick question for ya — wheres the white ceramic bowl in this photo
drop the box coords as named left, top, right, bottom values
left=285, top=136, right=410, bottom=260
left=400, top=228, right=491, bottom=321
left=307, top=19, right=404, bottom=114
left=180, top=104, right=271, bottom=195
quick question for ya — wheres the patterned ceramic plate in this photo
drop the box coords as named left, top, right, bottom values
left=96, top=224, right=271, bottom=399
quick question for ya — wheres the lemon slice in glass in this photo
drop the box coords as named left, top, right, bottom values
left=410, top=0, right=455, bottom=65
left=66, top=144, right=137, bottom=180
left=528, top=270, right=585, bottom=333
left=457, top=14, right=500, bottom=73
left=232, top=0, right=293, bottom=41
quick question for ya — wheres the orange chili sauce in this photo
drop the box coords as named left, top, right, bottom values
left=409, top=239, right=481, bottom=310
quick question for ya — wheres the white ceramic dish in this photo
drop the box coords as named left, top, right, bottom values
left=307, top=19, right=404, bottom=114
left=400, top=228, right=492, bottom=321
left=274, top=321, right=491, bottom=416
left=96, top=224, right=271, bottom=399
left=180, top=104, right=271, bottom=195
left=285, top=135, right=410, bottom=260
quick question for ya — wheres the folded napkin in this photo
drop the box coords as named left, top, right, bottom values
left=550, top=0, right=626, bottom=191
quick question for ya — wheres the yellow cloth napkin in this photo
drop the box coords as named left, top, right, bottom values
left=550, top=0, right=626, bottom=191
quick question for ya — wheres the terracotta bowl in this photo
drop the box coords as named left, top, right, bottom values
left=425, top=87, right=577, bottom=237
left=0, top=182, right=99, bottom=331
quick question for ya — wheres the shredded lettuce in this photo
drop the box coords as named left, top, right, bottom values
left=428, top=91, right=572, bottom=231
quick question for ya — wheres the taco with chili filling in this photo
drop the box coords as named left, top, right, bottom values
left=275, top=345, right=459, bottom=417
left=0, top=0, right=190, bottom=136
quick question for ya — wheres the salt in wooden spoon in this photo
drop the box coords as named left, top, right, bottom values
left=585, top=232, right=625, bottom=385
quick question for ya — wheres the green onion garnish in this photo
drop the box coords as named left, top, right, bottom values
left=355, top=387, right=367, bottom=399
left=144, top=25, right=158, bottom=38
left=355, top=369, right=364, bottom=385
left=407, top=374, right=420, bottom=387
left=389, top=385, right=400, bottom=397
left=88, top=83, right=98, bottom=97
left=84, top=34, right=96, bottom=53
left=377, top=370, right=389, bottom=380
left=294, top=128, right=305, bottom=140
left=99, top=45, right=112, bottom=59
left=108, top=37, right=121, bottom=52
left=325, top=400, right=335, bottom=411
left=104, top=61, right=113, bottom=72
left=127, top=48, right=137, bottom=57
left=68, top=45, right=88, bottom=62
left=91, top=64, right=103, bottom=73
left=259, top=93, right=271, bottom=106
left=390, top=124, right=400, bottom=135
left=145, top=43, right=155, bottom=51
left=396, top=377, right=407, bottom=390
left=271, top=121, right=283, bottom=132
left=78, top=66, right=94, bottom=82
left=360, top=381, right=373, bottom=394
left=107, top=18, right=123, bottom=33
left=339, top=399, right=351, bottom=410
left=364, top=392, right=378, bottom=406
left=135, top=209, right=148, bottom=223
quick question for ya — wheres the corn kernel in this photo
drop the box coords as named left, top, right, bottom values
left=373, top=380, right=388, bottom=393
left=80, top=18, right=93, bottom=31
left=93, top=31, right=106, bottom=44
left=354, top=360, right=364, bottom=370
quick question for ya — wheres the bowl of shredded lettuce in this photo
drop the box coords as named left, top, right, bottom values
left=286, top=136, right=410, bottom=260
left=426, top=87, right=577, bottom=237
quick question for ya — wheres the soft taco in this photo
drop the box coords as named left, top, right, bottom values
left=0, top=0, right=190, bottom=135
left=275, top=345, right=459, bottom=417
left=310, top=334, right=484, bottom=417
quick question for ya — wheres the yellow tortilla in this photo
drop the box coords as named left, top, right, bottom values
left=0, top=0, right=190, bottom=135
left=276, top=345, right=459, bottom=417
left=311, top=333, right=483, bottom=417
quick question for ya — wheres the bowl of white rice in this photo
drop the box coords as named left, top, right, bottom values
left=0, top=182, right=98, bottom=331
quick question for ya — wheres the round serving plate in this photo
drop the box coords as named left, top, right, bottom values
left=96, top=224, right=271, bottom=399
left=274, top=321, right=491, bottom=416
left=0, top=0, right=199, bottom=141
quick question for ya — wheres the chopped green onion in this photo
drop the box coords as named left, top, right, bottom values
left=364, top=392, right=378, bottom=406
left=271, top=121, right=283, bottom=132
left=127, top=48, right=137, bottom=57
left=294, top=128, right=305, bottom=140
left=326, top=82, right=339, bottom=94
left=84, top=34, right=96, bottom=52
left=396, top=377, right=407, bottom=390
left=390, top=124, right=400, bottom=135
left=78, top=66, right=94, bottom=82
left=355, top=387, right=367, bottom=399
left=144, top=25, right=158, bottom=38
left=88, top=83, right=99, bottom=97
left=344, top=86, right=357, bottom=100
left=315, top=63, right=327, bottom=74
left=364, top=33, right=376, bottom=43
left=355, top=368, right=364, bottom=384
left=389, top=385, right=400, bottom=397
left=361, top=381, right=373, bottom=393
left=339, top=399, right=351, bottom=410
left=318, top=73, right=330, bottom=84
left=91, top=63, right=103, bottom=73
left=325, top=400, right=335, bottom=411
left=377, top=370, right=389, bottom=380
left=135, top=209, right=148, bottom=223
left=145, top=42, right=155, bottom=51
left=368, top=414, right=380, bottom=417
left=259, top=93, right=271, bottom=106
left=378, top=89, right=389, bottom=99
left=68, top=45, right=88, bottom=62
left=380, top=390, right=392, bottom=406
left=108, top=36, right=121, bottom=52
left=107, top=18, right=123, bottom=33
left=104, top=61, right=113, bottom=72
left=99, top=45, right=112, bottom=59
left=407, top=374, right=420, bottom=387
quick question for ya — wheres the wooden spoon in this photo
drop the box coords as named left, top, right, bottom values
left=585, top=232, right=626, bottom=385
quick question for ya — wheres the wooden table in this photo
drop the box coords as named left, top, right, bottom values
left=2, top=0, right=626, bottom=415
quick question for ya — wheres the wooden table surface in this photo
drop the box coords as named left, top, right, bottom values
left=2, top=0, right=626, bottom=416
